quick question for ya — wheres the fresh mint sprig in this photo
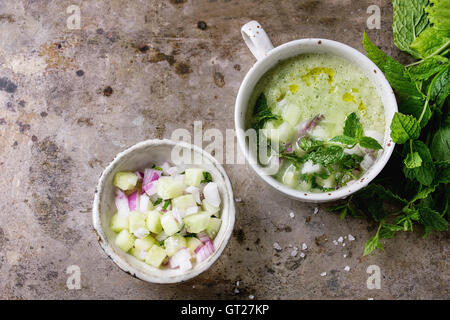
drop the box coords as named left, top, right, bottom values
left=332, top=0, right=449, bottom=256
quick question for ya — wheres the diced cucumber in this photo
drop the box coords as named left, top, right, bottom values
left=146, top=210, right=163, bottom=234
left=202, top=199, right=219, bottom=216
left=110, top=213, right=129, bottom=232
left=205, top=217, right=222, bottom=239
left=183, top=212, right=211, bottom=233
left=172, top=194, right=196, bottom=210
left=128, top=211, right=147, bottom=234
left=164, top=234, right=187, bottom=257
left=282, top=164, right=299, bottom=188
left=187, top=237, right=202, bottom=254
left=115, top=229, right=135, bottom=252
left=113, top=171, right=139, bottom=191
left=277, top=122, right=295, bottom=143
left=130, top=247, right=146, bottom=261
left=161, top=212, right=181, bottom=236
left=282, top=103, right=302, bottom=126
left=298, top=179, right=312, bottom=191
left=134, top=235, right=156, bottom=252
left=316, top=175, right=336, bottom=189
left=262, top=121, right=294, bottom=143
left=145, top=245, right=167, bottom=268
left=157, top=176, right=185, bottom=199
left=184, top=168, right=204, bottom=187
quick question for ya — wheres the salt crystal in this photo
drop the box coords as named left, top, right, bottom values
left=342, top=243, right=346, bottom=247
left=290, top=247, right=298, bottom=257
left=236, top=281, right=240, bottom=287
left=343, top=254, right=347, bottom=258
left=289, top=212, right=295, bottom=218
left=320, top=272, right=327, bottom=277
left=235, top=197, right=242, bottom=202
left=302, top=243, right=307, bottom=250
left=368, top=298, right=374, bottom=300
left=348, top=234, right=355, bottom=241
left=300, top=252, right=305, bottom=258
left=249, top=295, right=255, bottom=300
left=333, top=240, right=338, bottom=245
left=234, top=288, right=240, bottom=294
left=338, top=236, right=344, bottom=243
left=273, top=242, right=282, bottom=251
left=313, top=207, right=319, bottom=214
left=344, top=266, right=350, bottom=271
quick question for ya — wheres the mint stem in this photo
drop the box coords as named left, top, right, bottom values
left=418, top=98, right=429, bottom=124
left=406, top=40, right=450, bottom=67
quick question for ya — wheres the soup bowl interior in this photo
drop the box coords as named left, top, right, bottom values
left=235, top=39, right=397, bottom=203
left=92, top=139, right=235, bottom=283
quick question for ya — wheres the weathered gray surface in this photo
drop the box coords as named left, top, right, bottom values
left=0, top=0, right=448, bottom=300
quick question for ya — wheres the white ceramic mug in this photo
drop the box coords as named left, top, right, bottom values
left=235, top=21, right=398, bottom=203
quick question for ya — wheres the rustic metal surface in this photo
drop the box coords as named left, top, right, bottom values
left=0, top=0, right=448, bottom=299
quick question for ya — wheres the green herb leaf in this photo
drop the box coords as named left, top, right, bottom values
left=428, top=63, right=450, bottom=107
left=404, top=151, right=423, bottom=168
left=363, top=33, right=395, bottom=73
left=426, top=0, right=450, bottom=32
left=363, top=233, right=384, bottom=256
left=403, top=140, right=436, bottom=185
left=410, top=27, right=450, bottom=58
left=162, top=199, right=170, bottom=210
left=418, top=205, right=449, bottom=232
left=390, top=112, right=421, bottom=143
left=430, top=127, right=450, bottom=161
left=359, top=136, right=383, bottom=150
left=398, top=96, right=431, bottom=127
left=392, top=0, right=429, bottom=58
left=330, top=135, right=357, bottom=146
left=379, top=223, right=404, bottom=239
left=356, top=184, right=409, bottom=205
left=343, top=112, right=363, bottom=139
left=201, top=171, right=213, bottom=183
left=410, top=185, right=436, bottom=203
left=298, top=136, right=324, bottom=152
left=152, top=164, right=163, bottom=171
left=253, top=93, right=280, bottom=129
left=153, top=198, right=162, bottom=206
left=384, top=59, right=423, bottom=97
left=339, top=154, right=364, bottom=170
left=434, top=160, right=450, bottom=183
left=408, top=56, right=448, bottom=80
left=306, top=145, right=344, bottom=166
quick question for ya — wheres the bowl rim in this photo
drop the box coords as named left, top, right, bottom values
left=235, top=38, right=397, bottom=202
left=92, top=138, right=236, bottom=283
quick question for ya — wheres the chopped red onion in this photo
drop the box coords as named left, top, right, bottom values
left=197, top=231, right=210, bottom=243
left=128, top=191, right=140, bottom=211
left=172, top=207, right=183, bottom=224
left=115, top=190, right=129, bottom=218
left=185, top=186, right=201, bottom=204
left=135, top=171, right=144, bottom=180
left=203, top=182, right=221, bottom=207
left=139, top=193, right=151, bottom=212
left=196, top=240, right=214, bottom=263
left=169, top=248, right=192, bottom=271
left=143, top=169, right=161, bottom=195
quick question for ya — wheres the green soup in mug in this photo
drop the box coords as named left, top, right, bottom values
left=248, top=53, right=386, bottom=193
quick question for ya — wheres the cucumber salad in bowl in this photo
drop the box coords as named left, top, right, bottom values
left=111, top=162, right=222, bottom=271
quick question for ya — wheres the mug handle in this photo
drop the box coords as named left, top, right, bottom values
left=241, top=21, right=274, bottom=61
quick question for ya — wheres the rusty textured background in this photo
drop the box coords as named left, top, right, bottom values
left=0, top=0, right=448, bottom=299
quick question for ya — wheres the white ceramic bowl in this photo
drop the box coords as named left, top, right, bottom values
left=235, top=21, right=397, bottom=203
left=92, top=139, right=235, bottom=283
